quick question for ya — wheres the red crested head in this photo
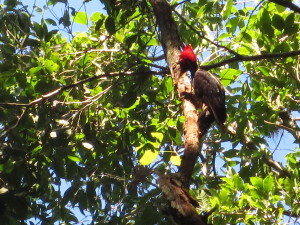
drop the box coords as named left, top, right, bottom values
left=179, top=44, right=198, bottom=78
left=180, top=44, right=197, bottom=63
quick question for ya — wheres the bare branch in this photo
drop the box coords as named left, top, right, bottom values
left=201, top=50, right=300, bottom=70
left=283, top=210, right=300, bottom=218
left=0, top=70, right=169, bottom=108
left=261, top=155, right=291, bottom=178
left=264, top=120, right=300, bottom=141
left=226, top=128, right=292, bottom=178
left=0, top=109, right=27, bottom=138
left=269, top=0, right=300, bottom=14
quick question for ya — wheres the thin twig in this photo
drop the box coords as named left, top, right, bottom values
left=0, top=109, right=27, bottom=138
left=173, top=9, right=240, bottom=56
left=0, top=70, right=169, bottom=108
left=264, top=120, right=300, bottom=141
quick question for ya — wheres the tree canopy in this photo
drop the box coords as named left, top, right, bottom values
left=0, top=0, right=299, bottom=224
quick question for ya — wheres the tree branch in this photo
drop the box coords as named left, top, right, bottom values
left=173, top=8, right=240, bottom=56
left=173, top=4, right=300, bottom=71
left=0, top=70, right=169, bottom=108
left=226, top=128, right=292, bottom=178
left=150, top=0, right=200, bottom=187
left=269, top=0, right=300, bottom=14
left=283, top=210, right=300, bottom=218
left=201, top=50, right=300, bottom=70
left=264, top=120, right=300, bottom=141
left=261, top=155, right=291, bottom=178
left=150, top=0, right=207, bottom=224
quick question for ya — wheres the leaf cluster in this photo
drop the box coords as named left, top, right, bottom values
left=0, top=0, right=299, bottom=224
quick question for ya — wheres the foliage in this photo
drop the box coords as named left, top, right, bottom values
left=0, top=0, right=299, bottom=224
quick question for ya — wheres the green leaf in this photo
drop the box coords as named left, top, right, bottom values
left=260, top=9, right=274, bottom=37
left=5, top=0, right=18, bottom=8
left=263, top=175, right=274, bottom=193
left=125, top=34, right=138, bottom=48
left=284, top=13, right=297, bottom=35
left=272, top=14, right=284, bottom=30
left=170, top=155, right=181, bottom=166
left=241, top=32, right=252, bottom=43
left=162, top=76, right=173, bottom=96
left=139, top=149, right=159, bottom=165
left=15, top=72, right=26, bottom=88
left=232, top=174, right=244, bottom=190
left=45, top=18, right=57, bottom=26
left=29, top=66, right=43, bottom=76
left=220, top=68, right=242, bottom=86
left=33, top=22, right=44, bottom=39
left=219, top=188, right=229, bottom=204
left=105, top=16, right=116, bottom=34
left=59, top=10, right=71, bottom=27
left=222, top=0, right=233, bottom=19
left=237, top=46, right=251, bottom=55
left=44, top=59, right=59, bottom=73
left=68, top=155, right=81, bottom=162
left=90, top=12, right=102, bottom=22
left=0, top=161, right=14, bottom=173
left=73, top=11, right=88, bottom=25
left=1, top=44, right=15, bottom=55
left=257, top=66, right=270, bottom=76
left=275, top=4, right=286, bottom=12
left=250, top=177, right=263, bottom=189
left=151, top=132, right=163, bottom=142
left=226, top=17, right=239, bottom=33
left=223, top=149, right=239, bottom=158
left=218, top=33, right=231, bottom=40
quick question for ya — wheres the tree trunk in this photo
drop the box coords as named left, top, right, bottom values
left=150, top=0, right=207, bottom=224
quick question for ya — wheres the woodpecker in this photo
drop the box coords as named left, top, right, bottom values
left=179, top=45, right=226, bottom=131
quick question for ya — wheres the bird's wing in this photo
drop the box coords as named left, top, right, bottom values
left=193, top=69, right=226, bottom=124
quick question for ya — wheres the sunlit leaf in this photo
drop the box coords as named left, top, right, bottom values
left=170, top=155, right=181, bottom=166
left=263, top=175, right=274, bottom=193
left=90, top=12, right=102, bottom=22
left=139, top=150, right=159, bottom=165
left=0, top=187, right=8, bottom=194
left=68, top=155, right=81, bottom=162
left=151, top=132, right=163, bottom=142
left=222, top=0, right=233, bottom=19
left=44, top=59, right=59, bottom=73
left=219, top=68, right=242, bottom=86
left=257, top=66, right=270, bottom=77
left=73, top=11, right=88, bottom=25
left=250, top=177, right=263, bottom=189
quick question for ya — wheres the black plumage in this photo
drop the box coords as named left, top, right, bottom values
left=179, top=45, right=227, bottom=132
left=193, top=69, right=226, bottom=125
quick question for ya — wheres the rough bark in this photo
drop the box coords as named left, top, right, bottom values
left=150, top=0, right=207, bottom=224
left=158, top=174, right=206, bottom=225
left=150, top=0, right=199, bottom=189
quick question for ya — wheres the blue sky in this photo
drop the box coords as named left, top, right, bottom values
left=25, top=0, right=105, bottom=37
